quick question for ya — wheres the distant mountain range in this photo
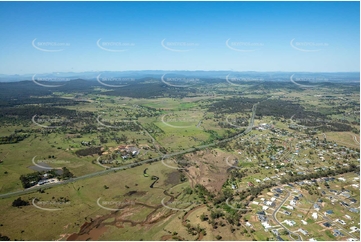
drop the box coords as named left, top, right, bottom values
left=0, top=71, right=359, bottom=83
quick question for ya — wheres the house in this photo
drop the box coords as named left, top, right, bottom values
left=271, top=229, right=279, bottom=236
left=344, top=215, right=352, bottom=220
left=131, top=150, right=139, bottom=156
left=298, top=228, right=308, bottom=235
left=257, top=210, right=266, bottom=215
left=301, top=220, right=308, bottom=225
left=81, top=141, right=91, bottom=146
left=323, top=222, right=331, bottom=228
left=349, top=227, right=360, bottom=233
left=252, top=201, right=259, bottom=205
left=262, top=205, right=269, bottom=211
left=340, top=191, right=351, bottom=198
left=284, top=220, right=296, bottom=226
left=266, top=201, right=275, bottom=207
left=349, top=208, right=359, bottom=213
left=330, top=189, right=338, bottom=195
left=313, top=203, right=320, bottom=211
left=333, top=229, right=343, bottom=237
left=336, top=219, right=346, bottom=225
left=261, top=221, right=271, bottom=229
left=274, top=188, right=283, bottom=193
left=309, top=238, right=317, bottom=241
left=325, top=210, right=334, bottom=215
left=312, top=212, right=318, bottom=220
left=338, top=177, right=346, bottom=182
left=285, top=205, right=294, bottom=210
left=340, top=201, right=350, bottom=207
left=270, top=197, right=276, bottom=202
left=245, top=222, right=252, bottom=227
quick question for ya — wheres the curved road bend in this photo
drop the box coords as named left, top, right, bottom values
left=0, top=103, right=259, bottom=199
left=272, top=191, right=302, bottom=241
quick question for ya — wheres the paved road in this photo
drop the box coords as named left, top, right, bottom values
left=272, top=191, right=302, bottom=241
left=0, top=103, right=259, bottom=199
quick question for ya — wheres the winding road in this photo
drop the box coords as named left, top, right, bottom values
left=271, top=191, right=302, bottom=241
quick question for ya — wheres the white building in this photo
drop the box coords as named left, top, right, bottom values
left=284, top=220, right=296, bottom=226
left=261, top=221, right=271, bottom=229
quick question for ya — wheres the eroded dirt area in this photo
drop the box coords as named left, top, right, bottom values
left=183, top=149, right=230, bottom=193
left=66, top=190, right=179, bottom=241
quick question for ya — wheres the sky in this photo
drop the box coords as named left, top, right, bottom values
left=0, top=1, right=359, bottom=75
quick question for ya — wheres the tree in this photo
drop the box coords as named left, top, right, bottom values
left=12, top=197, right=29, bottom=207
left=200, top=213, right=207, bottom=221
left=0, top=234, right=10, bottom=241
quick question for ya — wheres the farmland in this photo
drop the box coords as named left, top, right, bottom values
left=0, top=75, right=359, bottom=241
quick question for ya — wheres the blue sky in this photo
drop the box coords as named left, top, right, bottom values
left=0, top=1, right=359, bottom=74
